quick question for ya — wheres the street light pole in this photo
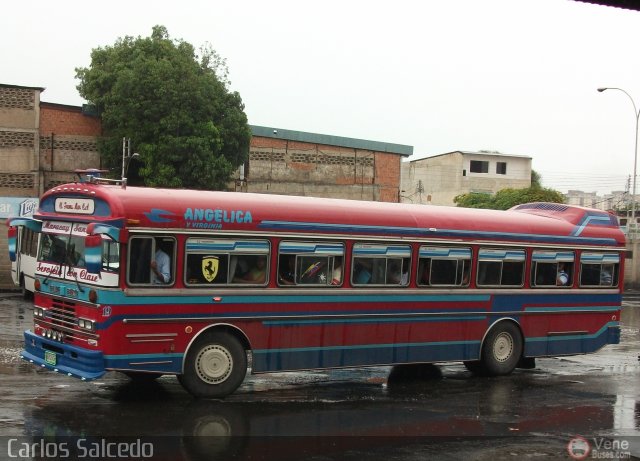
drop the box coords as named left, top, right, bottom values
left=598, top=87, right=640, bottom=239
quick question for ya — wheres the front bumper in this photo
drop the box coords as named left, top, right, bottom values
left=21, top=330, right=106, bottom=381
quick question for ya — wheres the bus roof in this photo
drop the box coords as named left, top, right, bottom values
left=34, top=183, right=626, bottom=248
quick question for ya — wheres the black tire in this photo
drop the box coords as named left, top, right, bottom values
left=479, top=322, right=523, bottom=376
left=179, top=331, right=247, bottom=398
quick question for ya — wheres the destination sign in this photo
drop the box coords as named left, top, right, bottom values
left=54, top=198, right=95, bottom=214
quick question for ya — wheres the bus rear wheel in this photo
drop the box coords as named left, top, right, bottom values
left=479, top=322, right=523, bottom=376
left=179, top=331, right=247, bottom=398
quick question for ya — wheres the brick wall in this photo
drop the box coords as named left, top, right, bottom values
left=39, top=104, right=102, bottom=190
left=40, top=105, right=101, bottom=136
left=247, top=135, right=401, bottom=202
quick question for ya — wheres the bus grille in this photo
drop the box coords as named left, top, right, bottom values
left=48, top=298, right=77, bottom=341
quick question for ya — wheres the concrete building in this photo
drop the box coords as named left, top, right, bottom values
left=564, top=189, right=628, bottom=212
left=0, top=84, right=102, bottom=289
left=401, top=150, right=532, bottom=206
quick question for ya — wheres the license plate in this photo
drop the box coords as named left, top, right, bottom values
left=44, top=350, right=57, bottom=366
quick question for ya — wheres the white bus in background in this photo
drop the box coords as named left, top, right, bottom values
left=7, top=198, right=39, bottom=297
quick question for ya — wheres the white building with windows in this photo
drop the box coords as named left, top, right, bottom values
left=401, top=150, right=532, bottom=206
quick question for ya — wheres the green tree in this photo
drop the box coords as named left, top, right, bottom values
left=454, top=186, right=565, bottom=210
left=531, top=169, right=542, bottom=189
left=75, top=26, right=251, bottom=189
left=453, top=192, right=494, bottom=208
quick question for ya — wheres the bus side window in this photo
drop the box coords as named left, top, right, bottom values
left=129, top=237, right=152, bottom=284
left=186, top=254, right=229, bottom=284
left=417, top=247, right=470, bottom=287
left=128, top=236, right=175, bottom=285
left=351, top=244, right=411, bottom=287
left=531, top=251, right=575, bottom=288
left=580, top=260, right=619, bottom=287
left=278, top=241, right=344, bottom=286
left=477, top=249, right=525, bottom=287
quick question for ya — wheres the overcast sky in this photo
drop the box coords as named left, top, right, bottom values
left=4, top=0, right=640, bottom=197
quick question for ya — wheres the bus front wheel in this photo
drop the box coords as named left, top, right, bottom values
left=479, top=322, right=523, bottom=376
left=179, top=331, right=247, bottom=399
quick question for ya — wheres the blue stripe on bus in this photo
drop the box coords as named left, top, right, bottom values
left=524, top=322, right=620, bottom=356
left=95, top=291, right=493, bottom=305
left=419, top=247, right=472, bottom=259
left=186, top=241, right=269, bottom=252
left=352, top=245, right=412, bottom=257
left=252, top=322, right=619, bottom=372
left=571, top=214, right=617, bottom=237
left=257, top=220, right=619, bottom=246
left=103, top=353, right=183, bottom=374
left=75, top=322, right=618, bottom=374
left=478, top=249, right=526, bottom=261
left=580, top=253, right=620, bottom=264
left=531, top=251, right=575, bottom=262
left=279, top=242, right=344, bottom=254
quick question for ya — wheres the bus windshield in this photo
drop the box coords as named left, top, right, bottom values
left=36, top=220, right=120, bottom=281
left=38, top=232, right=86, bottom=267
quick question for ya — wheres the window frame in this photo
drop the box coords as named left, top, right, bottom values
left=350, top=243, right=411, bottom=287
left=278, top=241, right=344, bottom=287
left=470, top=160, right=489, bottom=174
left=531, top=251, right=575, bottom=288
left=476, top=248, right=526, bottom=288
left=184, top=238, right=270, bottom=287
left=127, top=235, right=177, bottom=287
left=579, top=252, right=620, bottom=288
left=417, top=246, right=471, bottom=287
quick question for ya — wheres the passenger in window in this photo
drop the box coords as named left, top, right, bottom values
left=461, top=264, right=470, bottom=286
left=331, top=258, right=343, bottom=285
left=386, top=260, right=408, bottom=285
left=234, top=256, right=267, bottom=284
left=354, top=259, right=372, bottom=284
left=151, top=238, right=171, bottom=284
left=600, top=265, right=613, bottom=286
left=556, top=262, right=569, bottom=286
left=278, top=255, right=296, bottom=285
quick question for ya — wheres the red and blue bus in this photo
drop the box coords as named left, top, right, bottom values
left=10, top=175, right=625, bottom=397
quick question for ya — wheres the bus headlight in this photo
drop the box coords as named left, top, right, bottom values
left=78, top=318, right=95, bottom=331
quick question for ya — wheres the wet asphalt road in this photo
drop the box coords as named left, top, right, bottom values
left=2, top=294, right=640, bottom=460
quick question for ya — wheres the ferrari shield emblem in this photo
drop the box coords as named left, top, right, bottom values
left=202, top=256, right=219, bottom=282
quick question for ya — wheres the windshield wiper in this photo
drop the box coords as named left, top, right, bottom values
left=68, top=267, right=85, bottom=293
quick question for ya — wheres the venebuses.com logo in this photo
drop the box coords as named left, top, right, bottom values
left=567, top=436, right=591, bottom=460
left=567, top=435, right=631, bottom=460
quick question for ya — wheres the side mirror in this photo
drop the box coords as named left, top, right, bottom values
left=85, top=234, right=103, bottom=274
left=7, top=226, right=17, bottom=262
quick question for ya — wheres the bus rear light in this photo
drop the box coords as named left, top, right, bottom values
left=34, top=279, right=41, bottom=291
left=88, top=289, right=98, bottom=304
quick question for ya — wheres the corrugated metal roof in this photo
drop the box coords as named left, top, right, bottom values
left=250, top=125, right=413, bottom=157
